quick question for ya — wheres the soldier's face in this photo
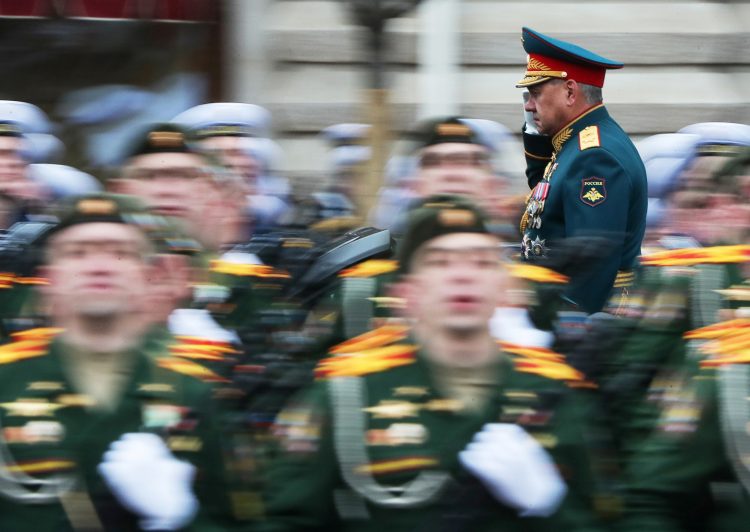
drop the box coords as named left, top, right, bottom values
left=405, top=232, right=505, bottom=334
left=43, top=223, right=153, bottom=319
left=121, top=152, right=219, bottom=238
left=524, top=80, right=570, bottom=136
left=415, top=143, right=494, bottom=202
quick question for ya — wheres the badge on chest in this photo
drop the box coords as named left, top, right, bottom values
left=366, top=423, right=429, bottom=446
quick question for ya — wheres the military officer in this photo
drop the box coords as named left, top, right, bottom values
left=262, top=197, right=608, bottom=531
left=0, top=193, right=237, bottom=530
left=517, top=27, right=648, bottom=314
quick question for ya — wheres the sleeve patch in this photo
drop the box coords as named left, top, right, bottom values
left=579, top=126, right=600, bottom=150
left=580, top=177, right=607, bottom=206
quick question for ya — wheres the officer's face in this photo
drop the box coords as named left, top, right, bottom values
left=524, top=80, right=570, bottom=136
left=43, top=223, right=153, bottom=319
left=415, top=143, right=494, bottom=203
left=405, top=232, right=506, bottom=335
left=121, top=152, right=220, bottom=238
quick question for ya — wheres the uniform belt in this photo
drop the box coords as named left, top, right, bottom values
left=613, top=270, right=635, bottom=288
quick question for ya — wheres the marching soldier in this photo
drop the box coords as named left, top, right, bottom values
left=261, top=197, right=608, bottom=531
left=114, top=123, right=287, bottom=345
left=621, top=287, right=750, bottom=531
left=315, top=116, right=528, bottom=348
left=517, top=27, right=648, bottom=314
left=171, top=102, right=291, bottom=230
left=0, top=193, right=237, bottom=530
left=596, top=132, right=750, bottom=461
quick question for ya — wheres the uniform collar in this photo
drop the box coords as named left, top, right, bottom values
left=551, top=103, right=608, bottom=152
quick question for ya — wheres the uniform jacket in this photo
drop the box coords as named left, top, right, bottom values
left=521, top=104, right=647, bottom=313
left=262, top=329, right=609, bottom=531
left=0, top=330, right=235, bottom=531
left=624, top=353, right=750, bottom=531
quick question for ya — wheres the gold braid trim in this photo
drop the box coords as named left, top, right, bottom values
left=552, top=127, right=573, bottom=152
left=524, top=150, right=552, bottom=161
left=525, top=70, right=567, bottom=78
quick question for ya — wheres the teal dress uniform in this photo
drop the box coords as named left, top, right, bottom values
left=261, top=329, right=610, bottom=531
left=516, top=27, right=648, bottom=314
left=0, top=330, right=236, bottom=531
left=520, top=104, right=647, bottom=313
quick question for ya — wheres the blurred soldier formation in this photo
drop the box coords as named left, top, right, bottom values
left=0, top=26, right=745, bottom=532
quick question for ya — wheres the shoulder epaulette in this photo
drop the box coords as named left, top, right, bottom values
left=315, top=344, right=417, bottom=379
left=0, top=273, right=14, bottom=289
left=15, top=276, right=49, bottom=286
left=10, top=327, right=64, bottom=343
left=0, top=272, right=52, bottom=288
left=696, top=325, right=750, bottom=356
left=641, top=245, right=750, bottom=267
left=330, top=324, right=410, bottom=355
left=501, top=341, right=593, bottom=387
left=700, top=345, right=750, bottom=368
left=0, top=329, right=60, bottom=365
left=578, top=125, right=601, bottom=151
left=169, top=344, right=232, bottom=362
left=512, top=358, right=593, bottom=386
left=505, top=264, right=568, bottom=284
left=171, top=336, right=239, bottom=361
left=209, top=260, right=290, bottom=279
left=499, top=342, right=565, bottom=361
left=339, top=259, right=399, bottom=279
left=692, top=317, right=750, bottom=367
left=156, top=356, right=230, bottom=383
left=684, top=318, right=750, bottom=340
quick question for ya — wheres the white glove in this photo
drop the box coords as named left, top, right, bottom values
left=98, top=433, right=199, bottom=531
left=459, top=423, right=567, bottom=517
left=522, top=91, right=541, bottom=135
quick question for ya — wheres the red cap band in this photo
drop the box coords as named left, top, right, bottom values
left=527, top=53, right=606, bottom=88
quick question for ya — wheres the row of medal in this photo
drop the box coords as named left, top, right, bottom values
left=521, top=178, right=550, bottom=233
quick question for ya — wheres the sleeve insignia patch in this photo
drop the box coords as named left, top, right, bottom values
left=580, top=177, right=607, bottom=206
left=578, top=126, right=601, bottom=150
